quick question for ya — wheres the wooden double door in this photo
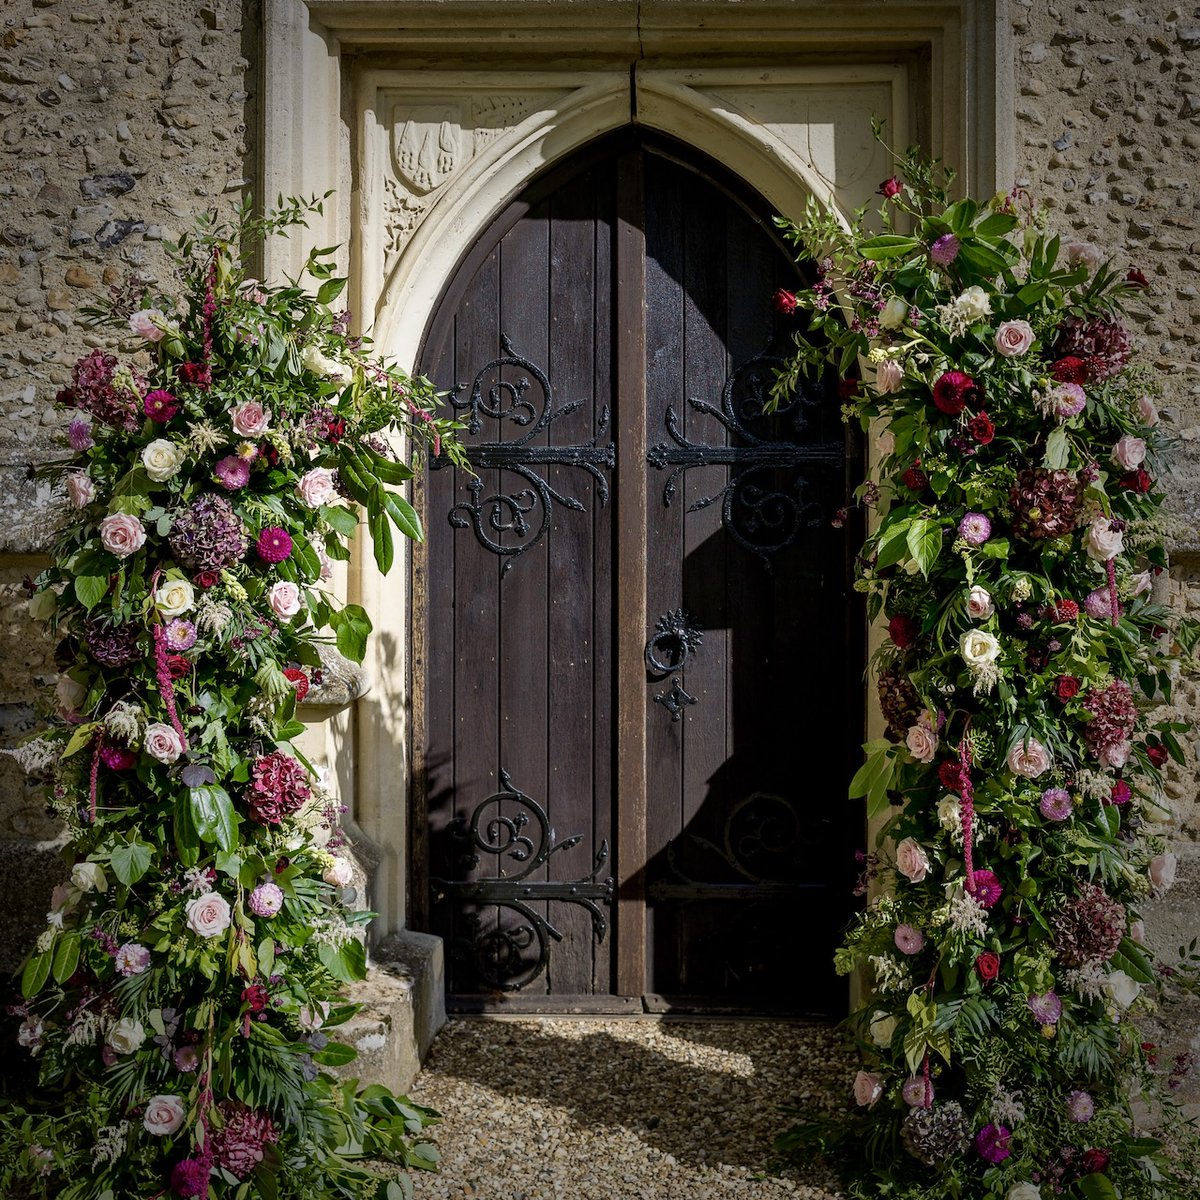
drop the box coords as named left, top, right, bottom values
left=412, top=133, right=861, bottom=1014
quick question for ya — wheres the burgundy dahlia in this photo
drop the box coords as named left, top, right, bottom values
left=1052, top=882, right=1126, bottom=966
left=887, top=614, right=920, bottom=649
left=932, top=370, right=981, bottom=416
left=168, top=494, right=248, bottom=572
left=247, top=750, right=311, bottom=825
left=84, top=616, right=142, bottom=668
left=967, top=411, right=995, bottom=444
left=210, top=1103, right=278, bottom=1180
left=255, top=526, right=293, bottom=564
left=1009, top=468, right=1081, bottom=540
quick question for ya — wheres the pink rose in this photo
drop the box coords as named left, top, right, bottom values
left=296, top=467, right=337, bottom=508
left=1112, top=434, right=1146, bottom=470
left=994, top=319, right=1035, bottom=358
left=55, top=675, right=87, bottom=718
left=323, top=857, right=354, bottom=887
left=1099, top=740, right=1131, bottom=769
left=143, top=1094, right=186, bottom=1136
left=298, top=1001, right=331, bottom=1031
left=875, top=359, right=904, bottom=395
left=1085, top=519, right=1124, bottom=562
left=99, top=513, right=147, bottom=559
left=230, top=400, right=271, bottom=437
left=853, top=1070, right=883, bottom=1107
left=1066, top=241, right=1103, bottom=272
left=1137, top=395, right=1159, bottom=427
left=144, top=722, right=185, bottom=764
left=1007, top=737, right=1051, bottom=778
left=128, top=308, right=167, bottom=342
left=1149, top=852, right=1177, bottom=893
left=905, top=723, right=939, bottom=763
left=967, top=585, right=994, bottom=619
left=268, top=580, right=302, bottom=620
left=185, top=891, right=231, bottom=938
left=1130, top=570, right=1153, bottom=597
left=1129, top=919, right=1146, bottom=945
left=895, top=837, right=930, bottom=883
left=67, top=473, right=94, bottom=508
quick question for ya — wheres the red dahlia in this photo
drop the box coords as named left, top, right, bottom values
left=888, top=614, right=920, bottom=648
left=932, top=370, right=981, bottom=416
left=1050, top=356, right=1089, bottom=384
left=1052, top=599, right=1079, bottom=622
left=967, top=411, right=995, bottom=444
left=1119, top=468, right=1152, bottom=493
left=938, top=759, right=965, bottom=793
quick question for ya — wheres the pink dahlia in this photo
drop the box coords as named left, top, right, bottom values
left=1028, top=990, right=1062, bottom=1026
left=256, top=526, right=293, bottom=563
left=214, top=455, right=251, bottom=491
left=165, top=619, right=198, bottom=652
left=210, top=1104, right=278, bottom=1180
left=894, top=924, right=925, bottom=955
left=1067, top=1090, right=1095, bottom=1123
left=248, top=881, right=284, bottom=918
left=247, top=750, right=311, bottom=825
left=958, top=512, right=992, bottom=545
left=1039, top=788, right=1072, bottom=822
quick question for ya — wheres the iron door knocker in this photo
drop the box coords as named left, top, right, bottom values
left=644, top=609, right=704, bottom=677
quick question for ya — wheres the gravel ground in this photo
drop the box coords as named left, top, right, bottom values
left=408, top=1017, right=853, bottom=1199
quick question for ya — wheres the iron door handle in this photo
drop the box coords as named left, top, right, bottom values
left=644, top=609, right=703, bottom=677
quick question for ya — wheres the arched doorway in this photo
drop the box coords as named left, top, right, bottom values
left=411, top=132, right=862, bottom=1014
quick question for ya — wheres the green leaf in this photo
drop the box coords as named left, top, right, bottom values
left=369, top=502, right=395, bottom=574
left=874, top=519, right=913, bottom=570
left=380, top=488, right=423, bottom=544
left=355, top=443, right=414, bottom=487
left=173, top=795, right=200, bottom=868
left=958, top=241, right=1010, bottom=277
left=21, top=950, right=51, bottom=999
left=1111, top=937, right=1156, bottom=986
left=52, top=932, right=81, bottom=984
left=975, top=212, right=1019, bottom=237
left=1016, top=280, right=1050, bottom=306
left=858, top=235, right=921, bottom=260
left=316, top=276, right=348, bottom=306
left=943, top=197, right=978, bottom=233
left=190, top=785, right=238, bottom=852
left=1076, top=1174, right=1118, bottom=1200
left=331, top=604, right=372, bottom=663
left=1043, top=425, right=1070, bottom=469
left=906, top=519, right=943, bottom=578
left=312, top=1040, right=359, bottom=1066
left=74, top=574, right=109, bottom=612
left=110, top=838, right=154, bottom=887
left=321, top=504, right=359, bottom=537
left=61, top=722, right=100, bottom=759
left=258, top=937, right=275, bottom=980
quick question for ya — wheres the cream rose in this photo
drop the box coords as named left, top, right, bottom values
left=1112, top=434, right=1146, bottom=470
left=1007, top=737, right=1051, bottom=778
left=1129, top=919, right=1146, bottom=945
left=230, top=400, right=272, bottom=437
left=185, top=892, right=232, bottom=939
left=874, top=358, right=904, bottom=395
left=956, top=284, right=992, bottom=323
left=129, top=308, right=168, bottom=342
left=1104, top=969, right=1141, bottom=1010
left=895, top=837, right=930, bottom=883
left=296, top=467, right=337, bottom=508
left=1130, top=570, right=1153, bottom=597
left=142, top=439, right=186, bottom=483
left=960, top=628, right=1001, bottom=668
left=1149, top=852, right=1177, bottom=892
left=1066, top=241, right=1103, bottom=273
left=99, top=513, right=147, bottom=559
left=994, top=319, right=1035, bottom=358
left=143, top=1094, right=186, bottom=1136
left=1099, top=740, right=1131, bottom=769
left=1007, top=1184, right=1043, bottom=1200
left=967, top=586, right=994, bottom=620
left=905, top=722, right=939, bottom=763
left=107, top=1017, right=146, bottom=1055
left=1137, top=395, right=1160, bottom=427
left=853, top=1070, right=883, bottom=1107
left=155, top=578, right=195, bottom=618
left=937, top=794, right=963, bottom=834
left=878, top=296, right=909, bottom=330
left=71, top=861, right=108, bottom=893
left=875, top=429, right=896, bottom=457
left=144, top=722, right=185, bottom=764
left=869, top=1011, right=898, bottom=1049
left=268, top=580, right=302, bottom=620
left=323, top=858, right=354, bottom=888
left=67, top=473, right=94, bottom=508
left=1085, top=519, right=1124, bottom=562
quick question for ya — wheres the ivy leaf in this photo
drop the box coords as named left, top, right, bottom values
left=906, top=519, right=943, bottom=578
left=1076, top=1175, right=1118, bottom=1200
left=110, top=838, right=154, bottom=887
left=190, top=785, right=237, bottom=852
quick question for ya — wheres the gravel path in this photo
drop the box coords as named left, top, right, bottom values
left=408, top=1017, right=852, bottom=1199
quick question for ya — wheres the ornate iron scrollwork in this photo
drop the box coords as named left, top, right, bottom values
left=436, top=335, right=615, bottom=576
left=653, top=675, right=697, bottom=722
left=644, top=609, right=703, bottom=677
left=646, top=351, right=843, bottom=568
left=431, top=770, right=614, bottom=992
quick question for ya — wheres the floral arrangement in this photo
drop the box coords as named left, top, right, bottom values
left=0, top=199, right=466, bottom=1199
left=771, top=137, right=1200, bottom=1200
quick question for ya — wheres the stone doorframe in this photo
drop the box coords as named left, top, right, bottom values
left=259, top=0, right=1014, bottom=938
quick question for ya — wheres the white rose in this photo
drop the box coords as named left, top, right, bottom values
left=185, top=892, right=232, bottom=939
left=141, top=439, right=186, bottom=483
left=960, top=628, right=1000, bottom=668
left=994, top=319, right=1035, bottom=358
left=966, top=586, right=994, bottom=619
left=1104, top=969, right=1141, bottom=1010
left=144, top=722, right=185, bottom=764
left=956, top=285, right=992, bottom=323
left=878, top=296, right=909, bottom=330
left=268, top=580, right=302, bottom=620
left=1085, top=519, right=1124, bottom=562
left=937, top=794, right=963, bottom=834
left=1130, top=570, right=1153, bottom=597
left=1149, top=852, right=1177, bottom=893
left=1007, top=1185, right=1043, bottom=1200
left=66, top=473, right=94, bottom=509
left=107, top=1017, right=146, bottom=1055
left=71, top=861, right=108, bottom=893
left=895, top=837, right=930, bottom=883
left=143, top=1094, right=186, bottom=1136
left=874, top=358, right=904, bottom=395
left=323, top=858, right=354, bottom=887
left=300, top=344, right=351, bottom=384
left=869, top=1010, right=899, bottom=1048
left=905, top=723, right=939, bottom=763
left=155, top=578, right=195, bottom=618
left=296, top=467, right=337, bottom=508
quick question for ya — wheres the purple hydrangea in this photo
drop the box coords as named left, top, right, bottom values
left=958, top=512, right=992, bottom=545
left=168, top=494, right=248, bottom=572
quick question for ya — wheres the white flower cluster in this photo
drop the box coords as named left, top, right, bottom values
left=91, top=1122, right=130, bottom=1169
left=991, top=1084, right=1027, bottom=1126
left=943, top=892, right=989, bottom=937
left=104, top=701, right=144, bottom=745
left=935, top=285, right=992, bottom=338
left=868, top=953, right=913, bottom=996
left=1062, top=961, right=1108, bottom=1001
left=0, top=737, right=61, bottom=778
left=1074, top=769, right=1114, bottom=801
left=310, top=914, right=355, bottom=950
left=196, top=596, right=233, bottom=637
left=66, top=1011, right=106, bottom=1048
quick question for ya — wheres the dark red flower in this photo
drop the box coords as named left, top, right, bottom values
left=1052, top=600, right=1080, bottom=622
left=1050, top=356, right=1089, bottom=385
left=241, top=984, right=269, bottom=1014
left=166, top=654, right=191, bottom=680
left=902, top=467, right=929, bottom=491
left=975, top=951, right=1000, bottom=983
left=837, top=378, right=859, bottom=402
left=177, top=362, right=211, bottom=388
left=877, top=176, right=903, bottom=199
left=324, top=417, right=347, bottom=444
left=194, top=570, right=220, bottom=589
left=932, top=370, right=980, bottom=416
left=773, top=288, right=798, bottom=314
left=967, top=411, right=995, bottom=444
left=939, top=760, right=965, bottom=793
left=143, top=389, right=180, bottom=422
left=1126, top=268, right=1150, bottom=289
left=1119, top=468, right=1152, bottom=493
left=888, top=614, right=919, bottom=648
left=1147, top=744, right=1169, bottom=767
left=283, top=668, right=310, bottom=703
left=1081, top=1148, right=1111, bottom=1175
left=1055, top=675, right=1080, bottom=700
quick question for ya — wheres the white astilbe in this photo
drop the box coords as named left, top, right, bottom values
left=991, top=1084, right=1026, bottom=1126
left=91, top=1123, right=129, bottom=1169
left=196, top=597, right=233, bottom=637
left=935, top=300, right=972, bottom=338
left=0, top=737, right=61, bottom=778
left=1074, top=770, right=1114, bottom=801
left=970, top=662, right=1000, bottom=696
left=868, top=953, right=913, bottom=996
left=181, top=866, right=214, bottom=896
left=66, top=1011, right=106, bottom=1048
left=1063, top=961, right=1108, bottom=1001
left=310, top=914, right=354, bottom=949
left=188, top=420, right=226, bottom=454
left=104, top=701, right=143, bottom=745
left=941, top=892, right=989, bottom=937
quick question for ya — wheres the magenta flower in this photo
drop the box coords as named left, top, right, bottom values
left=958, top=512, right=992, bottom=545
left=968, top=868, right=1003, bottom=908
left=214, top=455, right=251, bottom=490
left=1108, top=780, right=1132, bottom=806
left=256, top=526, right=293, bottom=564
left=974, top=1123, right=1012, bottom=1163
left=68, top=417, right=94, bottom=451
left=174, top=1044, right=200, bottom=1072
left=165, top=619, right=198, bottom=652
left=894, top=924, right=926, bottom=955
left=99, top=744, right=137, bottom=770
left=170, top=1156, right=211, bottom=1198
left=1039, top=787, right=1072, bottom=821
left=1028, top=990, right=1063, bottom=1026
left=248, top=881, right=284, bottom=918
left=930, top=234, right=960, bottom=266
left=144, top=389, right=180, bottom=422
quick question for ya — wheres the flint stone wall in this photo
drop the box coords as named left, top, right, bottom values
left=0, top=0, right=1197, bottom=1089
